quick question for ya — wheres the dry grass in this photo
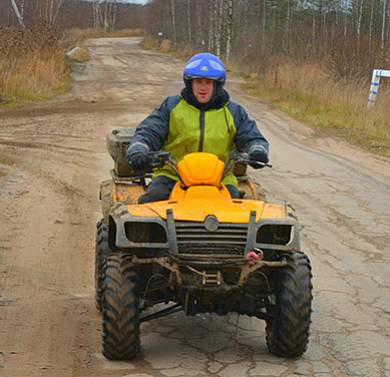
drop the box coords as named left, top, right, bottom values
left=66, top=28, right=143, bottom=47
left=140, top=36, right=196, bottom=59
left=140, top=36, right=163, bottom=50
left=244, top=63, right=390, bottom=157
left=160, top=39, right=172, bottom=53
left=0, top=27, right=69, bottom=105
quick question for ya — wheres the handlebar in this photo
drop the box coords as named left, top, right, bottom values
left=146, top=151, right=171, bottom=169
left=223, top=151, right=272, bottom=177
left=126, top=151, right=175, bottom=181
left=233, top=152, right=272, bottom=168
left=127, top=151, right=271, bottom=181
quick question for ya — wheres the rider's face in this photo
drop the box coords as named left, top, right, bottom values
left=192, top=78, right=214, bottom=104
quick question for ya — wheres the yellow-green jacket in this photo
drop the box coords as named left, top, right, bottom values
left=129, top=90, right=269, bottom=187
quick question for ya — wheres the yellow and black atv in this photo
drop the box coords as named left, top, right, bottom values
left=96, top=128, right=312, bottom=360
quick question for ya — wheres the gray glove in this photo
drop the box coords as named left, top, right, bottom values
left=126, top=142, right=149, bottom=173
left=248, top=144, right=269, bottom=168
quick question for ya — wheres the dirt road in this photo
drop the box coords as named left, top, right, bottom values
left=0, top=37, right=389, bottom=377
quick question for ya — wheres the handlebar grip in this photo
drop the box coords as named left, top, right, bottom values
left=146, top=151, right=171, bottom=169
left=250, top=161, right=272, bottom=168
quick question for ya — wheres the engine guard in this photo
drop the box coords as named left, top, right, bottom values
left=131, top=254, right=287, bottom=292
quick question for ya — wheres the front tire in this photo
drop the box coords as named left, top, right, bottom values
left=102, top=254, right=140, bottom=360
left=266, top=252, right=313, bottom=358
left=95, top=220, right=111, bottom=312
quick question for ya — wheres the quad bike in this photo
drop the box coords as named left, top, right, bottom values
left=96, top=128, right=313, bottom=360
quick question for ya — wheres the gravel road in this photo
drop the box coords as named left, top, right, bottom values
left=0, top=37, right=389, bottom=377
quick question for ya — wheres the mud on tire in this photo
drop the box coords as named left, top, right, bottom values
left=95, top=220, right=111, bottom=312
left=266, top=252, right=313, bottom=358
left=102, top=254, right=140, bottom=360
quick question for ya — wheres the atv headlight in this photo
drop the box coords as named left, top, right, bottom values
left=256, top=224, right=292, bottom=245
left=124, top=222, right=167, bottom=243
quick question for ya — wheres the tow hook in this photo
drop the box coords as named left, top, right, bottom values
left=245, top=248, right=264, bottom=266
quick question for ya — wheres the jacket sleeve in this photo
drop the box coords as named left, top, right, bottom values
left=228, top=102, right=269, bottom=154
left=129, top=96, right=180, bottom=152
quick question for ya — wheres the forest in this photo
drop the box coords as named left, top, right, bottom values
left=0, top=0, right=143, bottom=31
left=1, top=0, right=389, bottom=79
left=144, top=0, right=390, bottom=80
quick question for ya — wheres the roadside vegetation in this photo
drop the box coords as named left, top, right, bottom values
left=0, top=27, right=142, bottom=107
left=0, top=0, right=143, bottom=107
left=243, top=64, right=390, bottom=157
left=0, top=27, right=68, bottom=105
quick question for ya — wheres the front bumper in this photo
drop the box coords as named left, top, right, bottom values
left=109, top=203, right=301, bottom=255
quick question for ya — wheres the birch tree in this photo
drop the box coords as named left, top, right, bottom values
left=93, top=1, right=103, bottom=29
left=92, top=0, right=117, bottom=32
left=381, top=0, right=388, bottom=50
left=10, top=0, right=25, bottom=28
left=187, top=0, right=192, bottom=44
left=36, top=0, right=64, bottom=25
left=356, top=0, right=364, bottom=51
left=225, top=0, right=234, bottom=61
left=368, top=0, right=375, bottom=57
left=170, top=0, right=176, bottom=42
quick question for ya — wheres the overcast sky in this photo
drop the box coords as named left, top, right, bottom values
left=124, top=0, right=147, bottom=4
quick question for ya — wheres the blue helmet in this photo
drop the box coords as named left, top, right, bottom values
left=183, top=53, right=226, bottom=84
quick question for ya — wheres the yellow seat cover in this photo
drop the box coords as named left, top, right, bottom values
left=177, top=153, right=224, bottom=187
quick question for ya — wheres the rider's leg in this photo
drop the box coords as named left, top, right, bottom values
left=138, top=176, right=176, bottom=204
left=226, top=184, right=240, bottom=198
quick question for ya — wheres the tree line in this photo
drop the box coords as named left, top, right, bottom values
left=0, top=0, right=143, bottom=31
left=1, top=0, right=388, bottom=79
left=143, top=0, right=390, bottom=80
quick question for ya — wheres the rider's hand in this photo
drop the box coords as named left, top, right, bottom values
left=248, top=144, right=268, bottom=168
left=126, top=143, right=149, bottom=173
left=130, top=152, right=148, bottom=173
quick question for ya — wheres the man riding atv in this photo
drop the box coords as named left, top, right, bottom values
left=126, top=52, right=269, bottom=202
left=97, top=52, right=312, bottom=361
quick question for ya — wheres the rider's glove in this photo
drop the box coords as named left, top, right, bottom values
left=248, top=143, right=269, bottom=168
left=126, top=142, right=149, bottom=173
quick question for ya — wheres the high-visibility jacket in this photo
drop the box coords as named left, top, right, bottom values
left=130, top=94, right=269, bottom=187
